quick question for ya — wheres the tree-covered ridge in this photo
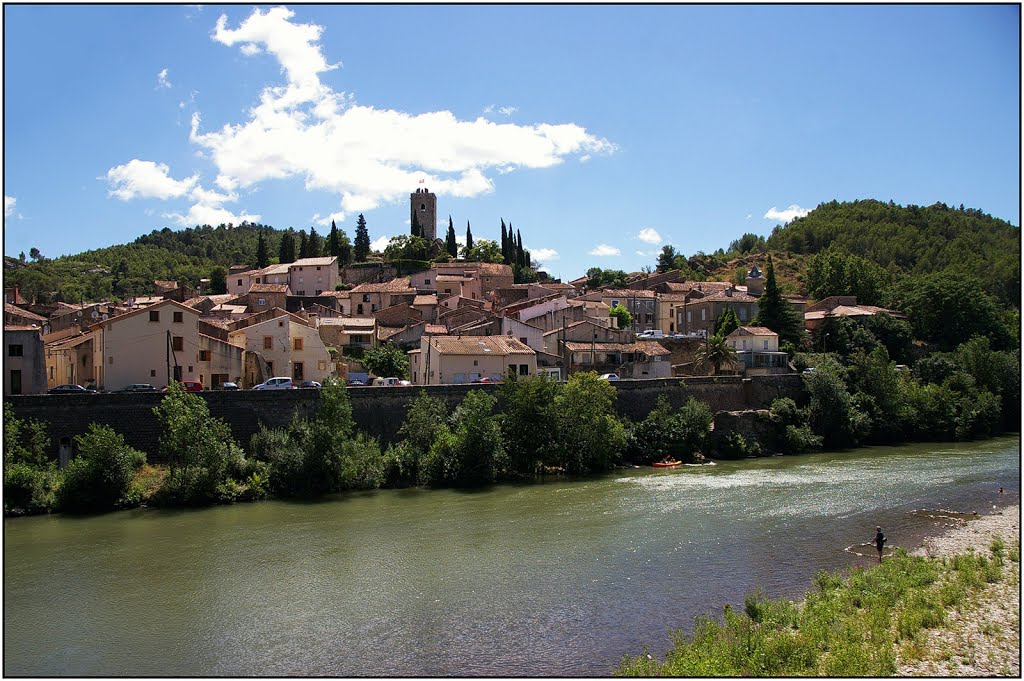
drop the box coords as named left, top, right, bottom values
left=765, top=199, right=1020, bottom=306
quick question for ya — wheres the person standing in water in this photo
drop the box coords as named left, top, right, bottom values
left=873, top=526, right=886, bottom=562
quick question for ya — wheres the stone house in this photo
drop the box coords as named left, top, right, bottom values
left=541, top=319, right=633, bottom=354
left=675, top=287, right=760, bottom=337
left=5, top=326, right=47, bottom=395
left=228, top=311, right=334, bottom=383
left=407, top=335, right=536, bottom=385
left=318, top=317, right=377, bottom=351
left=349, top=278, right=417, bottom=316
left=578, top=289, right=658, bottom=332
left=227, top=256, right=339, bottom=297
left=559, top=339, right=671, bottom=379
left=45, top=333, right=96, bottom=389
left=4, top=303, right=47, bottom=329
left=803, top=296, right=904, bottom=332
left=726, top=326, right=789, bottom=375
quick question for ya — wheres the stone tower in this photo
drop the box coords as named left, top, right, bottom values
left=746, top=264, right=764, bottom=296
left=410, top=187, right=437, bottom=241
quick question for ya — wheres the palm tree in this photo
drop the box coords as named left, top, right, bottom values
left=694, top=333, right=740, bottom=375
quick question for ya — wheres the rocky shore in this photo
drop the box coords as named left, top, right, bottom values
left=897, top=503, right=1020, bottom=677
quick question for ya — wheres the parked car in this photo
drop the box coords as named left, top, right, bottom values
left=299, top=380, right=322, bottom=389
left=472, top=376, right=496, bottom=383
left=118, top=383, right=158, bottom=393
left=181, top=380, right=204, bottom=392
left=48, top=384, right=96, bottom=394
left=802, top=367, right=816, bottom=375
left=370, top=377, right=403, bottom=387
left=637, top=330, right=665, bottom=339
left=598, top=373, right=620, bottom=381
left=253, top=377, right=295, bottom=390
left=346, top=379, right=366, bottom=386
left=398, top=380, right=411, bottom=386
left=220, top=382, right=240, bottom=391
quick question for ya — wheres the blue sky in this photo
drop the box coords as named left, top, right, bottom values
left=3, top=4, right=1020, bottom=281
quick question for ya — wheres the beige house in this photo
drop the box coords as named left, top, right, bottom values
left=541, top=319, right=633, bottom=354
left=227, top=256, right=339, bottom=297
left=578, top=289, right=658, bottom=332
left=408, top=335, right=536, bottom=385
left=228, top=311, right=334, bottom=383
left=45, top=333, right=96, bottom=389
left=349, top=278, right=418, bottom=316
left=198, top=334, right=246, bottom=388
left=803, top=296, right=904, bottom=332
left=5, top=326, right=47, bottom=395
left=318, top=317, right=377, bottom=350
left=89, top=299, right=207, bottom=390
left=560, top=340, right=671, bottom=379
left=434, top=274, right=482, bottom=301
left=726, top=326, right=789, bottom=375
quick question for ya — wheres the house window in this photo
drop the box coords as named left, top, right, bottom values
left=151, top=369, right=157, bottom=377
left=278, top=321, right=284, bottom=327
left=263, top=336, right=273, bottom=350
left=172, top=336, right=183, bottom=351
left=611, top=299, right=619, bottom=308
left=444, top=289, right=452, bottom=295
left=519, top=364, right=529, bottom=375
left=237, top=279, right=242, bottom=287
left=701, top=309, right=706, bottom=321
left=316, top=266, right=321, bottom=271
left=424, top=278, right=431, bottom=285
left=257, top=298, right=266, bottom=306
left=8, top=344, right=23, bottom=357
left=318, top=360, right=327, bottom=371
left=108, top=356, right=114, bottom=364
left=50, top=366, right=54, bottom=379
left=200, top=350, right=211, bottom=361
left=739, top=307, right=747, bottom=321
left=473, top=360, right=478, bottom=366
left=686, top=311, right=692, bottom=322
left=357, top=304, right=364, bottom=315
left=296, top=291, right=305, bottom=296
left=188, top=365, right=193, bottom=373
left=363, top=294, right=370, bottom=303
left=520, top=337, right=528, bottom=344
left=173, top=311, right=183, bottom=323
left=763, top=340, right=769, bottom=350
left=149, top=311, right=160, bottom=322
left=293, top=338, right=304, bottom=351
left=315, top=289, right=322, bottom=296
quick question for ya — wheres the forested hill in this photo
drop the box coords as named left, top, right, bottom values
left=765, top=199, right=1020, bottom=306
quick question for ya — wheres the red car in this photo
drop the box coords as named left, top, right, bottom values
left=181, top=380, right=204, bottom=392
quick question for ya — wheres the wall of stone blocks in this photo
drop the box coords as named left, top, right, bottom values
left=5, top=375, right=804, bottom=463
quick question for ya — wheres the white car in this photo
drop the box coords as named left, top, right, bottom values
left=598, top=373, right=620, bottom=381
left=252, top=377, right=295, bottom=390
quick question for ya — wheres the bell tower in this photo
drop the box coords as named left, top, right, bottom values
left=410, top=187, right=437, bottom=241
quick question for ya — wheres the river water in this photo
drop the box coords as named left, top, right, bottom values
left=4, top=436, right=1019, bottom=676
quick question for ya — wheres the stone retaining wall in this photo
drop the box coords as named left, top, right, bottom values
left=5, top=375, right=803, bottom=463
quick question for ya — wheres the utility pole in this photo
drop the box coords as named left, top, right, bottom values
left=166, top=330, right=171, bottom=387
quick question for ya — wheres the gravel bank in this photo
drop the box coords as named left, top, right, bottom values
left=896, top=504, right=1020, bottom=677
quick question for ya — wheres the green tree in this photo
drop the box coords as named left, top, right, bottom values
left=751, top=255, right=804, bottom=346
left=499, top=375, right=561, bottom=477
left=465, top=221, right=474, bottom=252
left=462, top=239, right=504, bottom=263
left=4, top=403, right=51, bottom=467
left=550, top=372, right=627, bottom=474
left=58, top=424, right=146, bottom=513
left=338, top=228, right=353, bottom=266
left=694, top=334, right=740, bottom=375
left=516, top=229, right=525, bottom=269
left=354, top=214, right=371, bottom=262
left=327, top=221, right=340, bottom=258
left=609, top=303, right=633, bottom=330
left=411, top=212, right=422, bottom=238
left=298, top=231, right=310, bottom=259
left=256, top=230, right=270, bottom=268
left=500, top=219, right=509, bottom=264
left=803, top=360, right=870, bottom=449
left=443, top=390, right=506, bottom=486
left=279, top=230, right=296, bottom=264
left=657, top=245, right=678, bottom=272
left=210, top=266, right=227, bottom=294
left=362, top=343, right=410, bottom=379
left=445, top=217, right=458, bottom=258
left=307, top=226, right=323, bottom=258
left=715, top=307, right=740, bottom=337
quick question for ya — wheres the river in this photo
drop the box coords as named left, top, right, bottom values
left=4, top=436, right=1019, bottom=676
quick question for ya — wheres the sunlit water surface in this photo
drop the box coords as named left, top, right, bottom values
left=4, top=436, right=1019, bottom=676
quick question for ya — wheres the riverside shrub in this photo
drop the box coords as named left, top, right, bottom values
left=58, top=424, right=146, bottom=513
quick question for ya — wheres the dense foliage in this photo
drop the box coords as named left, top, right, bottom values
left=57, top=424, right=146, bottom=513
left=361, top=343, right=410, bottom=380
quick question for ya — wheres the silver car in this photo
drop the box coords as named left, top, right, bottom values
left=252, top=377, right=295, bottom=390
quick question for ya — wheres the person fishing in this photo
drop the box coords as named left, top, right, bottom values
left=873, top=526, right=886, bottom=562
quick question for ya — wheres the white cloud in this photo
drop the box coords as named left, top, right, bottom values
left=4, top=196, right=16, bottom=219
left=174, top=7, right=614, bottom=218
left=157, top=68, right=172, bottom=89
left=637, top=228, right=661, bottom=245
left=498, top=106, right=518, bottom=116
left=763, top=204, right=810, bottom=223
left=240, top=43, right=262, bottom=56
left=312, top=211, right=346, bottom=227
left=635, top=250, right=659, bottom=257
left=105, top=160, right=198, bottom=200
left=369, top=235, right=391, bottom=252
left=590, top=244, right=621, bottom=257
left=529, top=247, right=559, bottom=263
left=745, top=214, right=752, bottom=220
left=163, top=184, right=260, bottom=227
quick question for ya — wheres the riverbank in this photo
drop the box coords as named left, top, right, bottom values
left=896, top=503, right=1020, bottom=676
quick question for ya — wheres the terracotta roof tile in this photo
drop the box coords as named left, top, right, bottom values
left=4, top=303, right=47, bottom=321
left=350, top=277, right=414, bottom=293
left=249, top=283, right=289, bottom=293
left=427, top=335, right=534, bottom=355
left=730, top=326, right=777, bottom=336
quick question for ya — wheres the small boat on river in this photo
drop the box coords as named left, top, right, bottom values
left=652, top=458, right=682, bottom=468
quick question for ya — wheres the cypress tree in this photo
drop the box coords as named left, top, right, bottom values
left=338, top=228, right=352, bottom=266
left=354, top=214, right=370, bottom=262
left=516, top=229, right=525, bottom=268
left=279, top=230, right=296, bottom=264
left=500, top=220, right=509, bottom=264
left=751, top=254, right=804, bottom=346
left=445, top=216, right=458, bottom=258
left=328, top=220, right=341, bottom=257
left=256, top=230, right=269, bottom=268
left=411, top=212, right=422, bottom=238
left=466, top=221, right=474, bottom=253
left=298, top=231, right=310, bottom=259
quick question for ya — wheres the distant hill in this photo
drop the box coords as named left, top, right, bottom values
left=764, top=199, right=1020, bottom=305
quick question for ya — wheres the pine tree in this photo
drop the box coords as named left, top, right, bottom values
left=466, top=221, right=474, bottom=253
left=354, top=214, right=370, bottom=262
left=751, top=254, right=804, bottom=346
left=256, top=230, right=269, bottom=268
left=500, top=220, right=509, bottom=264
left=307, top=226, right=323, bottom=258
left=298, top=231, right=310, bottom=259
left=445, top=216, right=458, bottom=258
left=328, top=220, right=340, bottom=257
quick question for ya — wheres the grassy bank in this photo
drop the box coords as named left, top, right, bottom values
left=616, top=536, right=1020, bottom=677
